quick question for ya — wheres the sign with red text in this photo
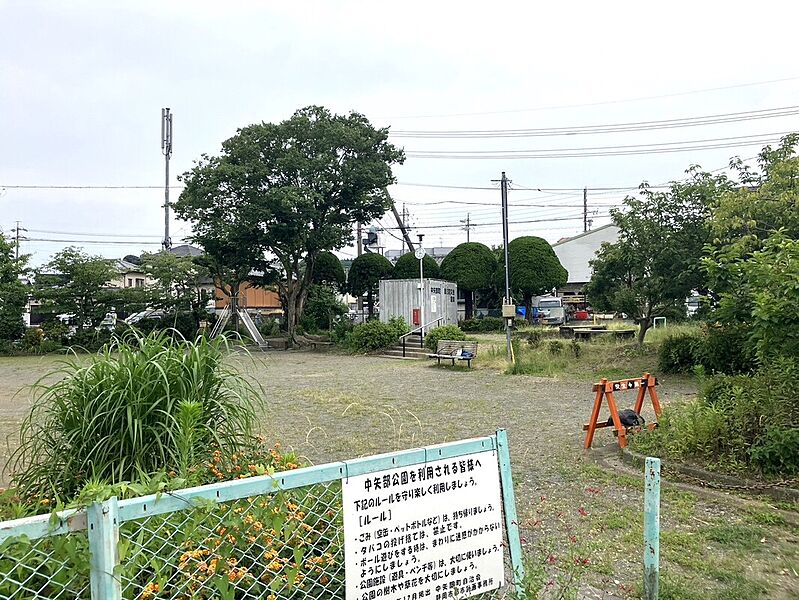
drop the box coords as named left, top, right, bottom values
left=343, top=451, right=504, bottom=600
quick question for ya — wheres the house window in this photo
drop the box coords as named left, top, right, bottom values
left=135, top=278, right=145, bottom=287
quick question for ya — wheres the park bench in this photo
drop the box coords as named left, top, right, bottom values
left=309, top=340, right=334, bottom=350
left=427, top=340, right=478, bottom=368
left=573, top=328, right=636, bottom=342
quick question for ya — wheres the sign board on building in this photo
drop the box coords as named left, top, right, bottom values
left=343, top=451, right=505, bottom=600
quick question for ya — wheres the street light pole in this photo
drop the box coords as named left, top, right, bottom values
left=416, top=234, right=426, bottom=339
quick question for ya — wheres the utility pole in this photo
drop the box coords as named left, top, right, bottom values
left=583, top=187, right=588, bottom=233
left=387, top=191, right=415, bottom=252
left=12, top=221, right=27, bottom=261
left=401, top=203, right=408, bottom=253
left=460, top=213, right=472, bottom=242
left=501, top=173, right=512, bottom=361
left=161, top=108, right=173, bottom=250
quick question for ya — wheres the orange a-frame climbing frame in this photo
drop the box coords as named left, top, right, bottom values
left=583, top=372, right=662, bottom=449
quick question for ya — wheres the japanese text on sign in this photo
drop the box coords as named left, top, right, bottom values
left=343, top=451, right=504, bottom=600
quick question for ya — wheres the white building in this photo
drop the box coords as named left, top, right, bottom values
left=552, top=224, right=620, bottom=302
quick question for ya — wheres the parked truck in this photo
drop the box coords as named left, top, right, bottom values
left=533, top=295, right=566, bottom=325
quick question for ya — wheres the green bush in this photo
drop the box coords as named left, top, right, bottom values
left=40, top=320, right=69, bottom=343
left=21, top=328, right=44, bottom=351
left=460, top=317, right=504, bottom=333
left=257, top=316, right=281, bottom=337
left=658, top=332, right=704, bottom=373
left=751, top=428, right=799, bottom=476
left=67, top=328, right=114, bottom=352
left=349, top=318, right=408, bottom=353
left=631, top=357, right=799, bottom=476
left=10, top=330, right=260, bottom=502
left=526, top=330, right=542, bottom=347
left=331, top=318, right=354, bottom=345
left=570, top=339, right=582, bottom=358
left=702, top=323, right=754, bottom=375
left=425, top=324, right=466, bottom=351
left=547, top=340, right=564, bottom=355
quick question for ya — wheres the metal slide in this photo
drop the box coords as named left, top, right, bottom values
left=237, top=308, right=269, bottom=349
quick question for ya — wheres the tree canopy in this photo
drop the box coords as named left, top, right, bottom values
left=174, top=105, right=404, bottom=340
left=504, top=236, right=567, bottom=321
left=440, top=242, right=496, bottom=319
left=586, top=168, right=731, bottom=343
left=35, top=248, right=144, bottom=330
left=312, top=251, right=347, bottom=293
left=348, top=252, right=393, bottom=317
left=391, top=252, right=440, bottom=280
left=0, top=235, right=27, bottom=341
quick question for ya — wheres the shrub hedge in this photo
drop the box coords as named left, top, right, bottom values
left=425, top=325, right=466, bottom=351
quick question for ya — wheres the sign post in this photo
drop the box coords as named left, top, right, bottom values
left=415, top=245, right=426, bottom=337
left=343, top=439, right=511, bottom=600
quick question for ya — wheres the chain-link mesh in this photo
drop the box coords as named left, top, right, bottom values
left=118, top=481, right=344, bottom=599
left=0, top=531, right=91, bottom=599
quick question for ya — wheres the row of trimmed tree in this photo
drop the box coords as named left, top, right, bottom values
left=347, top=237, right=567, bottom=320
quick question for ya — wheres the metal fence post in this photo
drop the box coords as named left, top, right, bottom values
left=88, top=496, right=121, bottom=600
left=496, top=429, right=525, bottom=588
left=644, top=457, right=661, bottom=600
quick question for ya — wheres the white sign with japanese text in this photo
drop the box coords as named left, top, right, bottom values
left=343, top=451, right=504, bottom=600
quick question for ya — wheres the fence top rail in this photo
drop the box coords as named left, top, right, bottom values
left=0, top=433, right=498, bottom=542
left=0, top=506, right=87, bottom=545
left=117, top=434, right=498, bottom=523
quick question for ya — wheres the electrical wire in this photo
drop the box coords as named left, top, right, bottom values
left=381, top=74, right=799, bottom=119
left=406, top=133, right=789, bottom=160
left=391, top=105, right=799, bottom=138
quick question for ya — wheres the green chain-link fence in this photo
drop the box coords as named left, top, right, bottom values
left=0, top=432, right=522, bottom=600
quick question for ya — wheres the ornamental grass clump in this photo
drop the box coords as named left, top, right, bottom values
left=10, top=330, right=261, bottom=502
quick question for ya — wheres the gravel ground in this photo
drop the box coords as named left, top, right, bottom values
left=1, top=348, right=796, bottom=598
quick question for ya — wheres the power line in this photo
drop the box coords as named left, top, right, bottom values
left=26, top=238, right=171, bottom=245
left=27, top=228, right=163, bottom=238
left=391, top=105, right=799, bottom=138
left=406, top=131, right=790, bottom=159
left=381, top=214, right=612, bottom=230
left=381, top=74, right=799, bottom=119
left=1, top=185, right=184, bottom=190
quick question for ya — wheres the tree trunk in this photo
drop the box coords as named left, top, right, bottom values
left=637, top=316, right=652, bottom=346
left=464, top=291, right=474, bottom=320
left=230, top=282, right=240, bottom=334
left=524, top=294, right=533, bottom=323
left=367, top=289, right=374, bottom=319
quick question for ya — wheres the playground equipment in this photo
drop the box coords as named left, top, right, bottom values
left=583, top=372, right=662, bottom=449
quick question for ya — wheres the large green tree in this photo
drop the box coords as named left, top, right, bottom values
left=174, top=106, right=404, bottom=341
left=440, top=242, right=497, bottom=319
left=0, top=235, right=27, bottom=341
left=704, top=136, right=799, bottom=325
left=35, top=248, right=144, bottom=330
left=348, top=253, right=393, bottom=318
left=391, top=252, right=440, bottom=280
left=586, top=168, right=731, bottom=344
left=503, top=236, right=567, bottom=322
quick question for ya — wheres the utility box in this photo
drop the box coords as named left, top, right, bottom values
left=379, top=278, right=459, bottom=328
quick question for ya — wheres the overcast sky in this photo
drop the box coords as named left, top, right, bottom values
left=3, top=0, right=799, bottom=265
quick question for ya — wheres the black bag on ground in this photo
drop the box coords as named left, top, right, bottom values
left=607, top=409, right=645, bottom=427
